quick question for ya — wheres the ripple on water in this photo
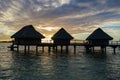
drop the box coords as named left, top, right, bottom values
left=0, top=43, right=120, bottom=80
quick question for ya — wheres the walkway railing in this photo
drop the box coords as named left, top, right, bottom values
left=42, top=39, right=87, bottom=44
left=70, top=40, right=87, bottom=44
left=41, top=39, right=120, bottom=46
left=109, top=41, right=120, bottom=45
left=42, top=40, right=53, bottom=43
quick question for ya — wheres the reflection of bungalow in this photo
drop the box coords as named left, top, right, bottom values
left=11, top=25, right=45, bottom=45
left=86, top=28, right=113, bottom=45
left=52, top=28, right=73, bottom=44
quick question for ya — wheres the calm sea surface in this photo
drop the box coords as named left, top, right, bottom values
left=0, top=43, right=120, bottom=80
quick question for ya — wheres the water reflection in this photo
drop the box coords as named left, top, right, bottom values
left=0, top=43, right=120, bottom=80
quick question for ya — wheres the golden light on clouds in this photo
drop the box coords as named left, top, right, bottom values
left=37, top=26, right=59, bottom=31
left=0, top=0, right=120, bottom=41
left=61, top=0, right=70, bottom=4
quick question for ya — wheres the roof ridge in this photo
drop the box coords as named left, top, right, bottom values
left=86, top=28, right=113, bottom=40
left=52, top=28, right=73, bottom=40
left=11, top=25, right=45, bottom=38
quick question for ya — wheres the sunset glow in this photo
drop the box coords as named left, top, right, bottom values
left=0, top=0, right=120, bottom=41
left=37, top=26, right=60, bottom=31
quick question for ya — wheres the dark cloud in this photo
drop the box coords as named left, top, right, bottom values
left=70, top=0, right=95, bottom=3
left=43, top=4, right=88, bottom=19
left=107, top=0, right=120, bottom=7
left=0, top=0, right=13, bottom=11
left=0, top=0, right=120, bottom=40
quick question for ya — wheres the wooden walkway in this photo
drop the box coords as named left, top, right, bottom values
left=8, top=40, right=120, bottom=54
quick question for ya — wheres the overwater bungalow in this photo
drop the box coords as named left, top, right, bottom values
left=86, top=28, right=113, bottom=45
left=11, top=25, right=45, bottom=53
left=51, top=28, right=73, bottom=45
left=85, top=28, right=113, bottom=53
left=11, top=25, right=45, bottom=45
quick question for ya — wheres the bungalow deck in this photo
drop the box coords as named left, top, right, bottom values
left=8, top=40, right=120, bottom=54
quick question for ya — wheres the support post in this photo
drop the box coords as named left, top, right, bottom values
left=66, top=45, right=68, bottom=53
left=10, top=45, right=14, bottom=51
left=85, top=46, right=89, bottom=53
left=113, top=47, right=116, bottom=54
left=74, top=45, right=76, bottom=54
left=36, top=46, right=38, bottom=54
left=10, top=41, right=14, bottom=51
left=28, top=45, right=30, bottom=53
left=61, top=45, right=63, bottom=53
left=55, top=46, right=58, bottom=53
left=17, top=45, right=19, bottom=52
left=53, top=46, right=55, bottom=51
left=111, top=46, right=117, bottom=54
left=48, top=46, right=51, bottom=53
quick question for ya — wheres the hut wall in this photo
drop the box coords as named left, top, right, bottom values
left=88, top=40, right=109, bottom=45
left=14, top=38, right=41, bottom=45
left=53, top=39, right=70, bottom=44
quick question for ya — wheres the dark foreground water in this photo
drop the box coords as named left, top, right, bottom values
left=0, top=43, right=120, bottom=80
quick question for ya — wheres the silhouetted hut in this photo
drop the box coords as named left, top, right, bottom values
left=86, top=28, right=113, bottom=45
left=52, top=28, right=73, bottom=44
left=11, top=25, right=45, bottom=45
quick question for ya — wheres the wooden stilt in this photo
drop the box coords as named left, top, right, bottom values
left=104, top=47, right=106, bottom=53
left=74, top=45, right=76, bottom=54
left=113, top=47, right=116, bottom=54
left=48, top=46, right=51, bottom=53
left=53, top=46, right=55, bottom=51
left=55, top=46, right=58, bottom=53
left=89, top=46, right=92, bottom=53
left=11, top=47, right=14, bottom=51
left=100, top=46, right=107, bottom=54
left=36, top=46, right=38, bottom=54
left=111, top=46, right=117, bottom=54
left=85, top=46, right=89, bottom=53
left=61, top=45, right=63, bottom=53
left=17, top=45, right=19, bottom=52
left=10, top=41, right=14, bottom=51
left=66, top=45, right=68, bottom=53
left=28, top=46, right=30, bottom=53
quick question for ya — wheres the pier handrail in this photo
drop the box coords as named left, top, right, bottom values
left=42, top=39, right=53, bottom=43
left=40, top=39, right=120, bottom=45
left=41, top=39, right=87, bottom=44
left=70, top=40, right=87, bottom=44
left=109, top=41, right=120, bottom=45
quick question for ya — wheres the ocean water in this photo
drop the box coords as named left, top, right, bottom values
left=0, top=43, right=120, bottom=80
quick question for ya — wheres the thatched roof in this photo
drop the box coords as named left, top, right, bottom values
left=11, top=25, right=45, bottom=38
left=52, top=28, right=73, bottom=40
left=86, top=28, right=113, bottom=40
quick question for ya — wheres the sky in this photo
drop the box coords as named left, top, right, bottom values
left=0, top=0, right=120, bottom=41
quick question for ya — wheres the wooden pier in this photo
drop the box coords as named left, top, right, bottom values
left=9, top=26, right=120, bottom=54
left=8, top=40, right=120, bottom=54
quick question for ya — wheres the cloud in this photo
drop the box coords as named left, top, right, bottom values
left=107, top=0, right=120, bottom=7
left=0, top=33, right=11, bottom=41
left=0, top=0, right=120, bottom=40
